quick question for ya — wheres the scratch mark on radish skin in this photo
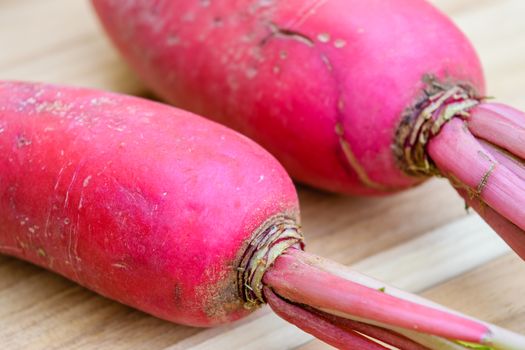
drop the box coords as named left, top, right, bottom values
left=68, top=224, right=75, bottom=274
left=264, top=22, right=314, bottom=47
left=78, top=195, right=84, bottom=210
left=64, top=166, right=81, bottom=209
left=78, top=173, right=88, bottom=212
left=73, top=212, right=81, bottom=271
left=335, top=123, right=391, bottom=191
left=112, top=262, right=129, bottom=269
left=44, top=208, right=52, bottom=238
left=286, top=0, right=329, bottom=28
left=320, top=54, right=333, bottom=71
left=60, top=164, right=81, bottom=280
left=0, top=245, right=23, bottom=254
left=54, top=166, right=66, bottom=190
left=65, top=212, right=82, bottom=283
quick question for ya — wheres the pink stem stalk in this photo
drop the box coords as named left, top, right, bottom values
left=468, top=103, right=525, bottom=160
left=305, top=305, right=431, bottom=350
left=291, top=250, right=525, bottom=350
left=428, top=118, right=525, bottom=256
left=457, top=189, right=525, bottom=259
left=264, top=287, right=390, bottom=350
left=264, top=249, right=490, bottom=344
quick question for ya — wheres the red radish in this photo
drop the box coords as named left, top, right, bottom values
left=92, top=0, right=525, bottom=260
left=1, top=81, right=523, bottom=349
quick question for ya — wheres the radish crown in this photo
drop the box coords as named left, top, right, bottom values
left=396, top=79, right=482, bottom=176
left=396, top=78, right=525, bottom=261
left=237, top=214, right=303, bottom=307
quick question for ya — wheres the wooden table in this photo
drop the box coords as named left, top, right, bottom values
left=1, top=1, right=524, bottom=349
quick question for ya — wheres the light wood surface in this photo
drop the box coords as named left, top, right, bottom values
left=1, top=1, right=525, bottom=349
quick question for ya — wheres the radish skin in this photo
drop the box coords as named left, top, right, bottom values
left=92, top=0, right=525, bottom=260
left=1, top=81, right=523, bottom=349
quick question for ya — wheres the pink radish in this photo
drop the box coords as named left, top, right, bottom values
left=92, top=0, right=525, bottom=260
left=1, top=81, right=523, bottom=349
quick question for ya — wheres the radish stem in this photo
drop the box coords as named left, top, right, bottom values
left=302, top=305, right=431, bottom=350
left=428, top=118, right=525, bottom=260
left=468, top=103, right=525, bottom=161
left=265, top=249, right=488, bottom=342
left=264, top=287, right=390, bottom=350
left=263, top=249, right=525, bottom=349
left=457, top=188, right=525, bottom=260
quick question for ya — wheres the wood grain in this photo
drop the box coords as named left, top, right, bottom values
left=1, top=0, right=524, bottom=349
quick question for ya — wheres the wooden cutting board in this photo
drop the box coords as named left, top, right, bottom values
left=1, top=1, right=524, bottom=349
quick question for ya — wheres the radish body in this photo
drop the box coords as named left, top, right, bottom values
left=92, top=0, right=484, bottom=195
left=1, top=82, right=523, bottom=349
left=0, top=81, right=298, bottom=326
left=93, top=0, right=525, bottom=261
